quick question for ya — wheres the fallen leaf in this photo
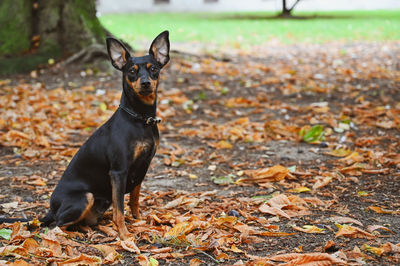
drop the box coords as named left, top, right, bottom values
left=257, top=231, right=295, bottom=237
left=149, top=257, right=159, bottom=266
left=312, top=175, right=333, bottom=190
left=231, top=244, right=244, bottom=253
left=326, top=148, right=352, bottom=157
left=323, top=240, right=336, bottom=252
left=213, top=140, right=233, bottom=149
left=164, top=222, right=194, bottom=239
left=382, top=242, right=400, bottom=254
left=362, top=244, right=385, bottom=256
left=0, top=201, right=19, bottom=210
left=335, top=224, right=375, bottom=239
left=238, top=165, right=290, bottom=184
left=58, top=253, right=102, bottom=265
left=189, top=258, right=203, bottom=266
left=300, top=125, right=324, bottom=143
left=288, top=186, right=311, bottom=193
left=137, top=254, right=150, bottom=266
left=368, top=206, right=398, bottom=215
left=211, top=175, right=234, bottom=185
left=120, top=238, right=140, bottom=254
left=330, top=216, right=363, bottom=227
left=366, top=225, right=394, bottom=234
left=269, top=252, right=345, bottom=265
left=259, top=194, right=311, bottom=219
left=259, top=205, right=291, bottom=219
left=97, top=225, right=118, bottom=238
left=9, top=259, right=30, bottom=266
left=0, top=228, right=12, bottom=240
left=292, top=225, right=325, bottom=234
left=357, top=190, right=370, bottom=196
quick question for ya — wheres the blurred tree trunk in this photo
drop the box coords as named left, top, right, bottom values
left=280, top=0, right=302, bottom=17
left=0, top=0, right=106, bottom=74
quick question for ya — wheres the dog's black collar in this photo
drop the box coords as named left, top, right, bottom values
left=118, top=105, right=161, bottom=126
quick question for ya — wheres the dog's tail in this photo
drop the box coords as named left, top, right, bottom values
left=39, top=211, right=55, bottom=227
left=0, top=217, right=30, bottom=223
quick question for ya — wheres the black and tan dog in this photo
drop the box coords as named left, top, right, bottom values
left=38, top=31, right=170, bottom=240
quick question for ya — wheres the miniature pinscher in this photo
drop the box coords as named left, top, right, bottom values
left=39, top=31, right=170, bottom=240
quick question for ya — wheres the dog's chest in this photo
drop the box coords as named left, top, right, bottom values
left=132, top=140, right=154, bottom=163
left=125, top=139, right=156, bottom=192
left=132, top=141, right=153, bottom=162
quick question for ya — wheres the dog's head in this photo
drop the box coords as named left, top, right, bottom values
left=106, top=31, right=170, bottom=105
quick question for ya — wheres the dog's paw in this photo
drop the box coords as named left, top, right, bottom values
left=131, top=211, right=141, bottom=220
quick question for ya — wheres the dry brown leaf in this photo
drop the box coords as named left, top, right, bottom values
left=8, top=260, right=30, bottom=266
left=368, top=206, right=398, bottom=214
left=150, top=247, right=173, bottom=254
left=269, top=252, right=346, bottom=265
left=120, top=237, right=141, bottom=254
left=10, top=222, right=32, bottom=242
left=21, top=238, right=40, bottom=254
left=366, top=225, right=394, bottom=234
left=382, top=242, right=400, bottom=254
left=92, top=244, right=117, bottom=257
left=312, top=176, right=332, bottom=190
left=330, top=216, right=363, bottom=227
left=211, top=140, right=233, bottom=149
left=41, top=237, right=63, bottom=257
left=246, top=258, right=275, bottom=265
left=335, top=224, right=375, bottom=239
left=92, top=244, right=120, bottom=264
left=259, top=193, right=311, bottom=219
left=231, top=244, right=244, bottom=253
left=256, top=231, right=295, bottom=237
left=164, top=222, right=195, bottom=239
left=137, top=254, right=150, bottom=266
left=259, top=205, right=291, bottom=219
left=362, top=244, right=386, bottom=256
left=189, top=258, right=203, bottom=266
left=240, top=165, right=290, bottom=183
left=163, top=196, right=185, bottom=209
left=268, top=194, right=292, bottom=208
left=292, top=225, right=325, bottom=234
left=97, top=225, right=118, bottom=237
left=323, top=240, right=336, bottom=252
left=216, top=252, right=230, bottom=260
left=58, top=253, right=102, bottom=265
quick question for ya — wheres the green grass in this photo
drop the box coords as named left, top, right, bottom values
left=99, top=10, right=400, bottom=48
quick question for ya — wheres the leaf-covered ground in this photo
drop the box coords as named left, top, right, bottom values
left=0, top=41, right=400, bottom=265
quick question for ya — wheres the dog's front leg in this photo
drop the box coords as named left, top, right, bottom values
left=129, top=183, right=141, bottom=219
left=110, top=170, right=131, bottom=240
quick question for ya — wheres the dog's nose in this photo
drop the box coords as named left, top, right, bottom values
left=141, top=81, right=151, bottom=88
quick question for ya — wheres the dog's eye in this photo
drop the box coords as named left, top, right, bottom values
left=129, top=68, right=137, bottom=75
left=150, top=66, right=157, bottom=73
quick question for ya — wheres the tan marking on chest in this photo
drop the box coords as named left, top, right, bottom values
left=133, top=142, right=151, bottom=161
left=155, top=137, right=160, bottom=151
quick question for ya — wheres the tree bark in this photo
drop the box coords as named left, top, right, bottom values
left=282, top=0, right=291, bottom=16
left=280, top=0, right=302, bottom=17
left=0, top=0, right=106, bottom=74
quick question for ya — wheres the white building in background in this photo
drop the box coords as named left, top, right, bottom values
left=97, top=0, right=400, bottom=14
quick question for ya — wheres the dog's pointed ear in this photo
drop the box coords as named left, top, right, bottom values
left=106, top=37, right=131, bottom=70
left=149, top=31, right=170, bottom=67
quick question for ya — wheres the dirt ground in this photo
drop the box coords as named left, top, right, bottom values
left=0, top=41, right=400, bottom=265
